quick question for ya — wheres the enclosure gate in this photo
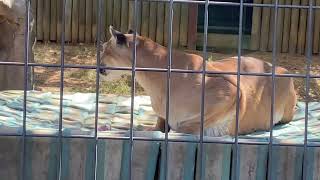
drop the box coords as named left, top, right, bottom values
left=0, top=0, right=319, bottom=180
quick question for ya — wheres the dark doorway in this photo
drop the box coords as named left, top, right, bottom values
left=197, top=0, right=253, bottom=35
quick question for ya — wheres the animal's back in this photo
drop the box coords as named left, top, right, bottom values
left=206, top=56, right=297, bottom=134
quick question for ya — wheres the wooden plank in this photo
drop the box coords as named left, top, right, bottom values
left=57, top=0, right=62, bottom=42
left=112, top=0, right=121, bottom=30
left=259, top=0, right=271, bottom=51
left=156, top=2, right=165, bottom=45
left=141, top=1, right=150, bottom=37
left=281, top=0, right=293, bottom=53
left=71, top=0, right=79, bottom=43
left=0, top=137, right=21, bottom=180
left=137, top=1, right=142, bottom=33
left=269, top=146, right=303, bottom=180
left=106, top=0, right=113, bottom=40
left=238, top=145, right=268, bottom=180
left=172, top=3, right=181, bottom=48
left=267, top=0, right=285, bottom=52
left=120, top=0, right=129, bottom=33
left=31, top=0, right=37, bottom=36
left=297, top=0, right=308, bottom=54
left=100, top=0, right=107, bottom=42
left=31, top=0, right=37, bottom=17
left=43, top=0, right=50, bottom=42
left=250, top=0, right=263, bottom=50
left=148, top=2, right=157, bottom=41
left=195, top=143, right=232, bottom=180
left=27, top=138, right=57, bottom=180
left=187, top=4, right=198, bottom=49
left=267, top=1, right=275, bottom=51
left=36, top=0, right=43, bottom=41
left=30, top=0, right=37, bottom=44
left=179, top=3, right=189, bottom=47
left=160, top=142, right=197, bottom=180
left=305, top=147, right=320, bottom=179
left=313, top=0, right=320, bottom=53
left=92, top=0, right=97, bottom=43
left=128, top=0, right=133, bottom=30
left=50, top=0, right=57, bottom=41
left=65, top=0, right=72, bottom=42
left=276, top=0, right=285, bottom=52
left=288, top=0, right=300, bottom=54
left=85, top=0, right=92, bottom=43
left=65, top=139, right=97, bottom=180
left=78, top=0, right=86, bottom=43
left=128, top=0, right=141, bottom=33
left=163, top=3, right=169, bottom=46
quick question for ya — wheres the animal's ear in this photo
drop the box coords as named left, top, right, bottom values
left=127, top=29, right=134, bottom=34
left=126, top=29, right=140, bottom=36
left=109, top=25, right=127, bottom=46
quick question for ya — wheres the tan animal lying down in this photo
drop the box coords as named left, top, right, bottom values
left=100, top=26, right=297, bottom=137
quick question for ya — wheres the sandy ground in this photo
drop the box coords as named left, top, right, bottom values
left=33, top=43, right=320, bottom=101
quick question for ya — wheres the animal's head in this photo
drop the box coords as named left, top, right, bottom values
left=99, top=26, right=140, bottom=81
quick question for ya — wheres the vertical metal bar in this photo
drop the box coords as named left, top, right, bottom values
left=164, top=0, right=174, bottom=179
left=199, top=0, right=209, bottom=179
left=232, top=0, right=244, bottom=179
left=267, top=0, right=280, bottom=178
left=302, top=0, right=314, bottom=179
left=128, top=0, right=139, bottom=179
left=20, top=0, right=31, bottom=180
left=93, top=0, right=102, bottom=179
left=57, top=0, right=66, bottom=179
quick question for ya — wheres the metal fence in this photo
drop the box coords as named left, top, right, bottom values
left=0, top=0, right=319, bottom=179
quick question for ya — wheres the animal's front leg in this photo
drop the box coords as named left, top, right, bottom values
left=175, top=120, right=201, bottom=135
left=145, top=117, right=170, bottom=133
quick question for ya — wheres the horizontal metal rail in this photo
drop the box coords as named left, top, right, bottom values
left=0, top=61, right=318, bottom=78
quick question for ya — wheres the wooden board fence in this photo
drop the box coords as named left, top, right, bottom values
left=32, top=0, right=191, bottom=49
left=31, top=0, right=319, bottom=54
left=313, top=0, right=320, bottom=53
left=250, top=0, right=320, bottom=54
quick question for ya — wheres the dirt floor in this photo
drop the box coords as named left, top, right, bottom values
left=33, top=42, right=320, bottom=101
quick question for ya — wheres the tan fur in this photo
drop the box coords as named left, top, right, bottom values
left=100, top=27, right=297, bottom=136
left=0, top=1, right=19, bottom=27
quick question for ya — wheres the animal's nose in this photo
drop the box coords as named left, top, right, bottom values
left=99, top=68, right=106, bottom=74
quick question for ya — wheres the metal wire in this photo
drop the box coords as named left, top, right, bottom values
left=57, top=0, right=66, bottom=179
left=120, top=0, right=320, bottom=9
left=267, top=0, right=280, bottom=178
left=20, top=0, right=31, bottom=180
left=232, top=0, right=244, bottom=178
left=302, top=0, right=314, bottom=179
left=163, top=0, right=174, bottom=179
left=3, top=132, right=320, bottom=147
left=1, top=61, right=319, bottom=79
left=93, top=0, right=103, bottom=179
left=128, top=0, right=139, bottom=179
left=2, top=0, right=319, bottom=179
left=198, top=0, right=209, bottom=179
